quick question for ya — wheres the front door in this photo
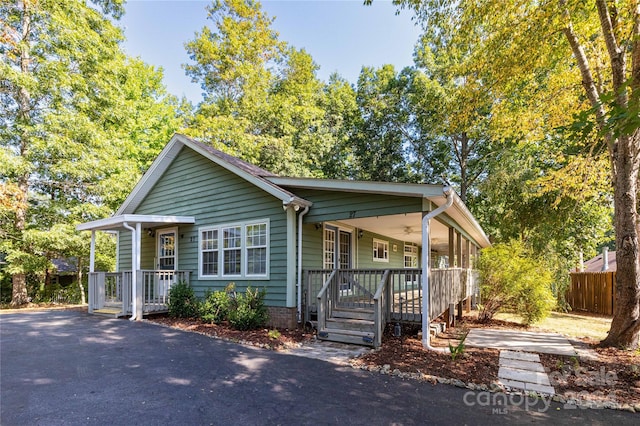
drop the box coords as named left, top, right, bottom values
left=323, top=226, right=352, bottom=270
left=156, top=228, right=177, bottom=299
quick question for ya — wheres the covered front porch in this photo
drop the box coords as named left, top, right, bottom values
left=77, top=214, right=196, bottom=320
left=88, top=270, right=191, bottom=318
left=304, top=267, right=479, bottom=347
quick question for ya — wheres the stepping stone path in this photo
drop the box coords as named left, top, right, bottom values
left=498, top=350, right=555, bottom=395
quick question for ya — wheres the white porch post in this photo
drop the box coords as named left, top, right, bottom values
left=122, top=222, right=138, bottom=320
left=89, top=230, right=96, bottom=273
left=285, top=205, right=296, bottom=308
left=88, top=230, right=96, bottom=313
left=135, top=222, right=142, bottom=320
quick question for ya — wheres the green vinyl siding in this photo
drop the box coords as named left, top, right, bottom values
left=356, top=230, right=406, bottom=269
left=287, top=189, right=422, bottom=223
left=301, top=223, right=323, bottom=270
left=125, top=147, right=289, bottom=306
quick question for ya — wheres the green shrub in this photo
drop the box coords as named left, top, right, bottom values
left=168, top=281, right=199, bottom=318
left=228, top=286, right=268, bottom=330
left=200, top=290, right=231, bottom=324
left=477, top=240, right=555, bottom=325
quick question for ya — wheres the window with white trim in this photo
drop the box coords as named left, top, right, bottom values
left=246, top=223, right=267, bottom=275
left=373, top=239, right=389, bottom=262
left=404, top=243, right=418, bottom=268
left=199, top=220, right=269, bottom=279
left=201, top=229, right=218, bottom=276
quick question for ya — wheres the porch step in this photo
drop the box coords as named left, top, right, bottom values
left=331, top=308, right=375, bottom=321
left=92, top=308, right=124, bottom=318
left=326, top=317, right=375, bottom=333
left=317, top=328, right=375, bottom=347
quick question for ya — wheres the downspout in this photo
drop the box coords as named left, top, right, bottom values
left=421, top=186, right=454, bottom=352
left=122, top=222, right=138, bottom=321
left=297, top=205, right=310, bottom=323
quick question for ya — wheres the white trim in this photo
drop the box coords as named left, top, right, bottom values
left=156, top=227, right=178, bottom=270
left=285, top=207, right=296, bottom=307
left=373, top=238, right=390, bottom=263
left=76, top=214, right=195, bottom=231
left=267, top=176, right=446, bottom=198
left=197, top=219, right=270, bottom=280
left=198, top=226, right=220, bottom=278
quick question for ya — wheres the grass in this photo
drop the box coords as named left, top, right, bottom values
left=493, top=311, right=612, bottom=341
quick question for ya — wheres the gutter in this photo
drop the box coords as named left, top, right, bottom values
left=421, top=186, right=455, bottom=352
left=297, top=206, right=310, bottom=323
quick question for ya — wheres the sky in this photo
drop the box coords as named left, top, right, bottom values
left=119, top=0, right=423, bottom=104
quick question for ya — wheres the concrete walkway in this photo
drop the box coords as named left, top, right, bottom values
left=284, top=340, right=373, bottom=365
left=498, top=350, right=555, bottom=395
left=465, top=328, right=578, bottom=356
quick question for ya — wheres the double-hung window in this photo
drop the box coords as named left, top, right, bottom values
left=373, top=239, right=389, bottom=262
left=199, top=220, right=269, bottom=279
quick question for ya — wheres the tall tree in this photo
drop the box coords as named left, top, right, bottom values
left=1, top=0, right=181, bottom=305
left=392, top=0, right=640, bottom=348
left=184, top=0, right=329, bottom=176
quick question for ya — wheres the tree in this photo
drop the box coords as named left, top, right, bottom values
left=1, top=0, right=181, bottom=305
left=184, top=0, right=330, bottom=176
left=391, top=0, right=640, bottom=348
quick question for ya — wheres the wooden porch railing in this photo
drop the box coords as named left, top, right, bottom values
left=306, top=268, right=479, bottom=324
left=88, top=270, right=191, bottom=316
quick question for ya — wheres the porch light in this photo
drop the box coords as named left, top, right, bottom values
left=358, top=229, right=364, bottom=239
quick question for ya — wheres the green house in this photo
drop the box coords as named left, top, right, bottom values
left=78, top=134, right=490, bottom=347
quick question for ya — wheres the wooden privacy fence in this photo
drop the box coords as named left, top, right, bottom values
left=567, top=272, right=615, bottom=315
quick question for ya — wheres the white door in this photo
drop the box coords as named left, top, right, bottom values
left=156, top=228, right=177, bottom=300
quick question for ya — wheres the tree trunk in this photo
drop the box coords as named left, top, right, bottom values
left=601, top=130, right=640, bottom=348
left=10, top=0, right=31, bottom=307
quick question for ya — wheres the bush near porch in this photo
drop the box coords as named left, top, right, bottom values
left=477, top=241, right=555, bottom=325
left=168, top=282, right=269, bottom=331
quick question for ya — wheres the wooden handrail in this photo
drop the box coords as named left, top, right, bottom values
left=317, top=269, right=337, bottom=301
left=317, top=270, right=337, bottom=333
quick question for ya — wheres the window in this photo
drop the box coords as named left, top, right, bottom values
left=404, top=243, right=418, bottom=268
left=201, top=229, right=218, bottom=276
left=246, top=223, right=267, bottom=275
left=198, top=220, right=269, bottom=279
left=373, top=239, right=389, bottom=262
left=223, top=226, right=242, bottom=276
left=323, top=228, right=336, bottom=269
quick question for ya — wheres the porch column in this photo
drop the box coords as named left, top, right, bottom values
left=448, top=228, right=455, bottom=268
left=88, top=230, right=96, bottom=313
left=285, top=206, right=296, bottom=307
left=135, top=222, right=142, bottom=320
left=456, top=231, right=462, bottom=268
left=89, top=230, right=96, bottom=273
left=463, top=238, right=470, bottom=268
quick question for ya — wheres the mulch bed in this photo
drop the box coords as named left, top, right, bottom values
left=148, top=315, right=314, bottom=350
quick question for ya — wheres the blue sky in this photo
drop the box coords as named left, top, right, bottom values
left=119, top=0, right=422, bottom=104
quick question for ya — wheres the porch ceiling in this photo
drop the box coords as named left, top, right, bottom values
left=76, top=214, right=196, bottom=232
left=339, top=213, right=451, bottom=252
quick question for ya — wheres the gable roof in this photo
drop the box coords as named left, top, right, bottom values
left=116, top=133, right=311, bottom=215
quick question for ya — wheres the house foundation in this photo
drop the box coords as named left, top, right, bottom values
left=267, top=306, right=297, bottom=329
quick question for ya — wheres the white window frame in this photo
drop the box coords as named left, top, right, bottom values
left=404, top=242, right=419, bottom=268
left=373, top=238, right=389, bottom=263
left=199, top=227, right=219, bottom=278
left=245, top=221, right=269, bottom=277
left=198, top=219, right=270, bottom=280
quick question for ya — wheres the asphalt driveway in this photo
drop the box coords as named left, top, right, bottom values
left=0, top=310, right=636, bottom=425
